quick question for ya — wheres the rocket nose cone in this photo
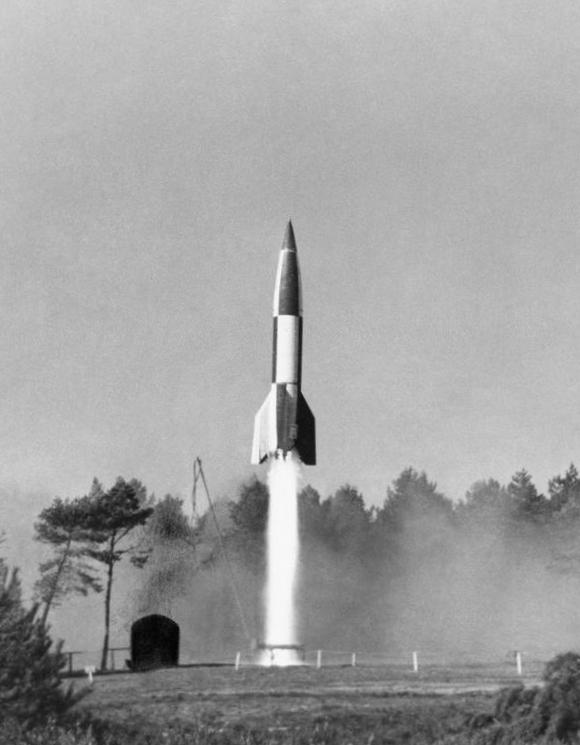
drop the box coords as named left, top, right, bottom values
left=282, top=221, right=297, bottom=252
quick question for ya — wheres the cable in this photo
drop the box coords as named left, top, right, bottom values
left=191, top=458, right=201, bottom=522
left=194, top=457, right=253, bottom=643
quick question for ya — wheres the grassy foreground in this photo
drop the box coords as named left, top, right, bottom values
left=0, top=662, right=561, bottom=744
left=81, top=665, right=496, bottom=739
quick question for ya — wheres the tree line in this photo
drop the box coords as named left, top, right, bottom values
left=227, top=464, right=580, bottom=566
left=5, top=462, right=580, bottom=671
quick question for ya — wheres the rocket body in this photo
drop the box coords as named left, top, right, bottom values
left=251, top=222, right=316, bottom=465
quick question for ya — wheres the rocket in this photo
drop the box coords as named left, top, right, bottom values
left=251, top=222, right=316, bottom=465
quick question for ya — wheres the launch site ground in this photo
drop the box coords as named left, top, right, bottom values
left=73, top=662, right=544, bottom=741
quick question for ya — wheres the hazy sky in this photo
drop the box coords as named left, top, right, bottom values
left=2, top=0, right=580, bottom=537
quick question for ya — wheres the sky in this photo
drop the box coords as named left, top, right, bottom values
left=2, top=0, right=580, bottom=553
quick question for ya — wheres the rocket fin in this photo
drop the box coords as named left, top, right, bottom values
left=295, top=393, right=316, bottom=465
left=251, top=390, right=276, bottom=464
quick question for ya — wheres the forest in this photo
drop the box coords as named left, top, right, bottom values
left=5, top=463, right=580, bottom=672
left=136, top=464, right=580, bottom=659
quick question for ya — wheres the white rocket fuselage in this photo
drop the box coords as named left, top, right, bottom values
left=251, top=223, right=316, bottom=465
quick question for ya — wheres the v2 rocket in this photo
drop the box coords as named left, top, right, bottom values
left=251, top=222, right=316, bottom=465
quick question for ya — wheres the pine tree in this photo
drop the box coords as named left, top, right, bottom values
left=34, top=496, right=103, bottom=626
left=321, top=484, right=371, bottom=553
left=228, top=477, right=269, bottom=573
left=134, top=494, right=198, bottom=618
left=381, top=467, right=453, bottom=528
left=549, top=463, right=580, bottom=514
left=0, top=561, right=81, bottom=724
left=82, top=478, right=154, bottom=671
left=508, top=468, right=549, bottom=519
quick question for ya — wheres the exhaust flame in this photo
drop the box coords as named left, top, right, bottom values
left=263, top=451, right=300, bottom=666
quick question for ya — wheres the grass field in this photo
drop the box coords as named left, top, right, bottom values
left=67, top=662, right=545, bottom=743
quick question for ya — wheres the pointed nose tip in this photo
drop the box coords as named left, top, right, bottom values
left=282, top=220, right=297, bottom=252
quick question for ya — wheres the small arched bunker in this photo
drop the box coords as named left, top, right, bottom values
left=130, top=614, right=179, bottom=671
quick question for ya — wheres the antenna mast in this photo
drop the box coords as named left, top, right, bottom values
left=191, top=456, right=202, bottom=522
left=191, top=456, right=252, bottom=643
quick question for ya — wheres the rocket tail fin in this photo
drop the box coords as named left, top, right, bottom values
left=295, top=393, right=316, bottom=465
left=251, top=390, right=275, bottom=464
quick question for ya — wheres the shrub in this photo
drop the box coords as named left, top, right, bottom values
left=0, top=562, right=86, bottom=725
left=536, top=652, right=580, bottom=741
left=0, top=717, right=106, bottom=745
left=471, top=652, right=580, bottom=744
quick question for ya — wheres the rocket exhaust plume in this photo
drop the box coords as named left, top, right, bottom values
left=263, top=452, right=300, bottom=666
left=251, top=222, right=316, bottom=666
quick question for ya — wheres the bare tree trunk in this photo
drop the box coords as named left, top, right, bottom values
left=40, top=536, right=72, bottom=627
left=100, top=537, right=115, bottom=671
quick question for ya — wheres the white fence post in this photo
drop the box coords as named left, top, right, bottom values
left=84, top=665, right=96, bottom=684
left=235, top=651, right=241, bottom=670
left=412, top=651, right=419, bottom=673
left=516, top=651, right=522, bottom=676
left=316, top=649, right=322, bottom=669
left=351, top=652, right=356, bottom=667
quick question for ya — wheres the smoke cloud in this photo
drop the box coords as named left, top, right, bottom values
left=131, top=467, right=580, bottom=664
